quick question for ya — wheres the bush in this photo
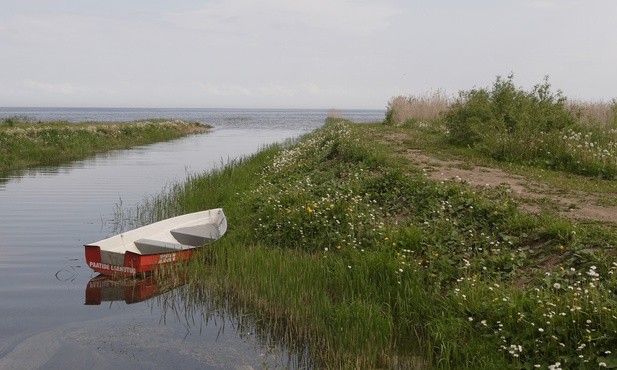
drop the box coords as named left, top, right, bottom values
left=438, top=75, right=617, bottom=178
left=444, top=75, right=576, bottom=149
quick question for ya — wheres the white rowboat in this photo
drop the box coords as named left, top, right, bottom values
left=84, top=208, right=227, bottom=276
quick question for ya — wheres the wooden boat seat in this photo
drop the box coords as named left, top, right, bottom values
left=134, top=238, right=188, bottom=255
left=170, top=224, right=219, bottom=246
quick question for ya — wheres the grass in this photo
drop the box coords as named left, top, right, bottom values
left=123, top=113, right=617, bottom=368
left=0, top=117, right=209, bottom=172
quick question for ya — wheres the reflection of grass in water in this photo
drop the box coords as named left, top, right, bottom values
left=151, top=264, right=310, bottom=368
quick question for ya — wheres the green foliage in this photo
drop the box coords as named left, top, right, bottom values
left=444, top=75, right=575, bottom=146
left=383, top=106, right=395, bottom=125
left=1, top=115, right=31, bottom=126
left=442, top=75, right=617, bottom=179
left=0, top=120, right=207, bottom=171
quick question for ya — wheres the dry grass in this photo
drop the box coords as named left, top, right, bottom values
left=327, top=109, right=342, bottom=119
left=567, top=99, right=617, bottom=127
left=385, top=90, right=451, bottom=125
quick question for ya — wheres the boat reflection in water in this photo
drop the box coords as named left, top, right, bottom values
left=84, top=272, right=315, bottom=368
left=85, top=274, right=186, bottom=305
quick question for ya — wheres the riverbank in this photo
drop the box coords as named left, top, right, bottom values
left=132, top=113, right=617, bottom=368
left=0, top=118, right=209, bottom=171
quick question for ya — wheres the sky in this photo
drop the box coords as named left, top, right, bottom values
left=0, top=0, right=616, bottom=109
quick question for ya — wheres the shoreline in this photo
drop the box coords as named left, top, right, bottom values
left=0, top=119, right=210, bottom=172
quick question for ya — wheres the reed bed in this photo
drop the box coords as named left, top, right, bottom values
left=568, top=100, right=617, bottom=128
left=0, top=118, right=209, bottom=171
left=125, top=116, right=617, bottom=368
left=384, top=90, right=451, bottom=126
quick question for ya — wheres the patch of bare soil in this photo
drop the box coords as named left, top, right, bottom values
left=399, top=148, right=617, bottom=225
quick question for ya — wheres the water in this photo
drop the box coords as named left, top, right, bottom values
left=0, top=108, right=384, bottom=369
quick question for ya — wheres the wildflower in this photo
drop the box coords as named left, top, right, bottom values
left=599, top=363, right=607, bottom=367
left=548, top=362, right=562, bottom=370
left=508, top=344, right=522, bottom=357
left=553, top=283, right=561, bottom=289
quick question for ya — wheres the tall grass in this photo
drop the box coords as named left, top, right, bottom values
left=129, top=119, right=617, bottom=368
left=384, top=90, right=451, bottom=126
left=569, top=100, right=617, bottom=128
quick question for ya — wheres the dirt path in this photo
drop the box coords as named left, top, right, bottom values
left=385, top=139, right=617, bottom=225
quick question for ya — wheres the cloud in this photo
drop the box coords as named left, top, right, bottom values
left=525, top=1, right=563, bottom=9
left=194, top=82, right=252, bottom=97
left=162, top=0, right=400, bottom=37
left=20, top=80, right=118, bottom=98
left=23, top=80, right=81, bottom=95
left=194, top=82, right=297, bottom=98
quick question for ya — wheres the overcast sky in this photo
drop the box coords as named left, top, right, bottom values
left=1, top=0, right=615, bottom=109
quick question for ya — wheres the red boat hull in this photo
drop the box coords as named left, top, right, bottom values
left=85, top=274, right=187, bottom=305
left=84, top=245, right=194, bottom=277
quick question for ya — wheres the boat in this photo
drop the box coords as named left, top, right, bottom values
left=84, top=208, right=227, bottom=277
left=85, top=274, right=186, bottom=305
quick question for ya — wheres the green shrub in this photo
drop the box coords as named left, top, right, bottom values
left=441, top=75, right=617, bottom=178
left=444, top=75, right=576, bottom=148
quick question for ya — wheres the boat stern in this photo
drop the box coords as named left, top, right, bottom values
left=84, top=245, right=137, bottom=276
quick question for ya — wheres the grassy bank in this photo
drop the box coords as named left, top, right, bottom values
left=0, top=117, right=209, bottom=171
left=133, top=114, right=617, bottom=368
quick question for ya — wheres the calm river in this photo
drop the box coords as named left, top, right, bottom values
left=0, top=108, right=384, bottom=369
